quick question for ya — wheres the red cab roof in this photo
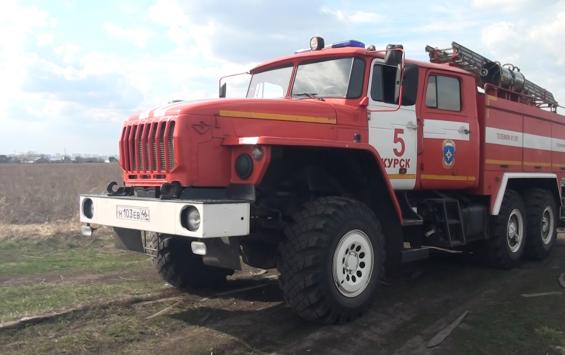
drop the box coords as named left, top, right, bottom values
left=251, top=46, right=471, bottom=76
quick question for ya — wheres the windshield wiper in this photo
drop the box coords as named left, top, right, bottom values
left=294, top=92, right=325, bottom=101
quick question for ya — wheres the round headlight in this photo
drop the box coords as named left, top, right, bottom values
left=251, top=146, right=264, bottom=160
left=310, top=36, right=325, bottom=50
left=82, top=198, right=94, bottom=219
left=235, top=154, right=253, bottom=179
left=184, top=206, right=201, bottom=231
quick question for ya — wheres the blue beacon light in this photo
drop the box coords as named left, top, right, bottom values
left=331, top=40, right=365, bottom=48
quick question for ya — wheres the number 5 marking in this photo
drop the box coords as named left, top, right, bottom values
left=393, top=128, right=405, bottom=157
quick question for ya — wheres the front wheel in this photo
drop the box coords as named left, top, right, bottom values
left=155, top=235, right=233, bottom=290
left=278, top=197, right=385, bottom=324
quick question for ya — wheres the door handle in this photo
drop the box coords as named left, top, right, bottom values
left=406, top=121, right=418, bottom=130
left=458, top=126, right=470, bottom=135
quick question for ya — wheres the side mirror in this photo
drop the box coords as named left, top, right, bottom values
left=401, top=64, right=419, bottom=106
left=384, top=44, right=404, bottom=67
left=219, top=82, right=227, bottom=98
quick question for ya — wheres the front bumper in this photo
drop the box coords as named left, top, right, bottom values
left=79, top=194, right=250, bottom=238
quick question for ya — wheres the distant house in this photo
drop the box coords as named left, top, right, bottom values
left=49, top=156, right=65, bottom=163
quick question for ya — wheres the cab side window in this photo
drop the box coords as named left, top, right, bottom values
left=371, top=63, right=399, bottom=104
left=426, top=75, right=461, bottom=111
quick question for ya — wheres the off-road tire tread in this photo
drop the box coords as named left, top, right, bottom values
left=155, top=236, right=230, bottom=290
left=484, top=189, right=525, bottom=269
left=524, top=188, right=556, bottom=260
left=278, top=196, right=385, bottom=324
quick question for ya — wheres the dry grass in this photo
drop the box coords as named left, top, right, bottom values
left=0, top=163, right=121, bottom=224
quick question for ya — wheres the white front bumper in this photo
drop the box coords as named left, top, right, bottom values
left=79, top=194, right=250, bottom=238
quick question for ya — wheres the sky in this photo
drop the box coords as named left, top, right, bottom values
left=1, top=0, right=565, bottom=155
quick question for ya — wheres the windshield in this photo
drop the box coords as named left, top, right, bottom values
left=292, top=57, right=365, bottom=98
left=246, top=66, right=293, bottom=98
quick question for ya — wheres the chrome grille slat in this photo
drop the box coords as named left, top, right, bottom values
left=159, top=124, right=166, bottom=171
left=168, top=122, right=175, bottom=170
left=138, top=129, right=144, bottom=171
left=131, top=125, right=138, bottom=171
left=121, top=120, right=175, bottom=176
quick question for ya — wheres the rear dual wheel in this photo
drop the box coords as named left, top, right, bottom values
left=484, top=189, right=526, bottom=268
left=484, top=188, right=557, bottom=268
left=524, top=188, right=557, bottom=260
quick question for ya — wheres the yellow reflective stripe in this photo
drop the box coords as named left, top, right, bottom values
left=485, top=159, right=522, bottom=166
left=523, top=161, right=552, bottom=167
left=219, top=110, right=336, bottom=124
left=421, top=174, right=476, bottom=181
left=388, top=174, right=417, bottom=180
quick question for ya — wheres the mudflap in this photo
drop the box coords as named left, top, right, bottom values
left=113, top=227, right=144, bottom=253
left=202, top=237, right=242, bottom=271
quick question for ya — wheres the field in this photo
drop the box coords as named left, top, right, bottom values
left=0, top=163, right=122, bottom=224
left=1, top=164, right=564, bottom=354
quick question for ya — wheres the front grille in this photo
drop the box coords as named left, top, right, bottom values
left=120, top=120, right=175, bottom=176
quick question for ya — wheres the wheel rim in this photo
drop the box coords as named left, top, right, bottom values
left=541, top=206, right=555, bottom=245
left=506, top=209, right=524, bottom=253
left=332, top=229, right=374, bottom=298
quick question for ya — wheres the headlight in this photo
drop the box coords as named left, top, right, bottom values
left=251, top=146, right=264, bottom=160
left=235, top=154, right=253, bottom=179
left=310, top=36, right=325, bottom=50
left=185, top=206, right=201, bottom=231
left=82, top=198, right=94, bottom=219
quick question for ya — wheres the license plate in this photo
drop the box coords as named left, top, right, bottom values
left=116, top=205, right=150, bottom=222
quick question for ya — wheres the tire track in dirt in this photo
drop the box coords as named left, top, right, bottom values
left=4, top=238, right=563, bottom=354
left=148, top=237, right=565, bottom=354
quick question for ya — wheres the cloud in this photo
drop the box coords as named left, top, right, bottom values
left=103, top=23, right=154, bottom=48
left=0, top=1, right=55, bottom=119
left=2, top=0, right=565, bottom=155
left=471, top=0, right=531, bottom=12
left=477, top=2, right=565, bottom=111
left=320, top=7, right=383, bottom=23
left=529, top=8, right=565, bottom=65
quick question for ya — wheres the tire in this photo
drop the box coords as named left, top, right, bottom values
left=278, top=196, right=385, bottom=324
left=483, top=189, right=526, bottom=268
left=155, top=235, right=232, bottom=290
left=524, top=188, right=557, bottom=260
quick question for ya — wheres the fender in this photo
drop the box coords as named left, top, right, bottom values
left=223, top=135, right=403, bottom=223
left=491, top=172, right=561, bottom=215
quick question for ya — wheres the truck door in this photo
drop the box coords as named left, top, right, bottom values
left=368, top=59, right=418, bottom=190
left=419, top=71, right=479, bottom=189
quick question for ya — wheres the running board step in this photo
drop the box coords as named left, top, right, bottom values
left=401, top=247, right=430, bottom=263
left=402, top=218, right=424, bottom=227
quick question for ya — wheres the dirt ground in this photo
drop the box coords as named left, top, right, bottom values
left=1, top=224, right=564, bottom=354
left=1, top=164, right=564, bottom=354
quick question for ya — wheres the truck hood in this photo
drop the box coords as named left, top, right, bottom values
left=127, top=98, right=337, bottom=123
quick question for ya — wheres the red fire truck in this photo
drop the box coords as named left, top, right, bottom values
left=80, top=38, right=564, bottom=323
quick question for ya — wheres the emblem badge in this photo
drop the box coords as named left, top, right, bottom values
left=442, top=139, right=456, bottom=168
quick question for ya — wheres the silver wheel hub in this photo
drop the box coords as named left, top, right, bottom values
left=507, top=209, right=524, bottom=253
left=333, top=229, right=374, bottom=298
left=541, top=206, right=554, bottom=245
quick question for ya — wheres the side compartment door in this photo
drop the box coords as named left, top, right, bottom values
left=368, top=59, right=418, bottom=190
